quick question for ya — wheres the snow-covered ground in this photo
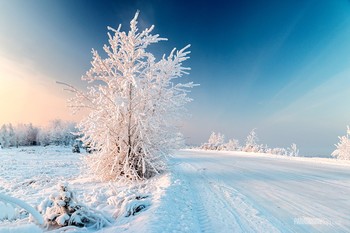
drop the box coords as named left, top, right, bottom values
left=1, top=147, right=350, bottom=232
left=0, top=146, right=170, bottom=233
left=170, top=150, right=350, bottom=232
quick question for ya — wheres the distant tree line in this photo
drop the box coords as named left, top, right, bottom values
left=200, top=129, right=300, bottom=157
left=201, top=126, right=350, bottom=160
left=0, top=120, right=79, bottom=148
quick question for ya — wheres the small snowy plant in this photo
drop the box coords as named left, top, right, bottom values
left=59, top=11, right=195, bottom=181
left=332, top=126, right=350, bottom=160
left=38, top=183, right=111, bottom=229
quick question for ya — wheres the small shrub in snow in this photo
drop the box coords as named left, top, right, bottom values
left=332, top=126, right=350, bottom=160
left=38, top=183, right=111, bottom=229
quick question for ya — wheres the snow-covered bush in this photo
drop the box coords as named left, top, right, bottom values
left=269, top=147, right=287, bottom=156
left=222, top=138, right=240, bottom=151
left=244, top=129, right=260, bottom=152
left=11, top=123, right=40, bottom=147
left=0, top=124, right=9, bottom=148
left=332, top=126, right=350, bottom=160
left=201, top=132, right=225, bottom=150
left=257, top=144, right=268, bottom=153
left=59, top=11, right=195, bottom=181
left=20, top=123, right=39, bottom=146
left=287, top=143, right=299, bottom=157
left=0, top=124, right=16, bottom=148
left=38, top=183, right=111, bottom=229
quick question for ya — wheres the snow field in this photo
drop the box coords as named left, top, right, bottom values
left=2, top=146, right=350, bottom=232
left=0, top=146, right=170, bottom=232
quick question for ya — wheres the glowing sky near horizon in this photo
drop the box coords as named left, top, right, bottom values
left=1, top=0, right=350, bottom=155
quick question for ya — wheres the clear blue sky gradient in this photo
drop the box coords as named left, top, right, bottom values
left=1, top=0, right=350, bottom=156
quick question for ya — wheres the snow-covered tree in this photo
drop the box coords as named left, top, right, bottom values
left=201, top=132, right=225, bottom=150
left=257, top=144, right=268, bottom=153
left=244, top=129, right=259, bottom=152
left=0, top=124, right=17, bottom=148
left=0, top=124, right=9, bottom=148
left=39, top=120, right=78, bottom=146
left=208, top=132, right=225, bottom=147
left=7, top=124, right=16, bottom=147
left=288, top=143, right=299, bottom=157
left=60, top=11, right=195, bottom=181
left=49, top=120, right=64, bottom=146
left=222, top=138, right=240, bottom=151
left=332, top=126, right=350, bottom=160
left=13, top=123, right=39, bottom=146
left=26, top=123, right=39, bottom=146
left=37, top=128, right=51, bottom=146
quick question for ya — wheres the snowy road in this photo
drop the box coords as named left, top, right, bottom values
left=167, top=150, right=350, bottom=233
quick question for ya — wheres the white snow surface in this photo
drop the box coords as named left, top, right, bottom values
left=1, top=146, right=350, bottom=232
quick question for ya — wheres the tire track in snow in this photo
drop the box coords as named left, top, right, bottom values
left=211, top=182, right=280, bottom=233
left=215, top=160, right=350, bottom=232
left=180, top=163, right=279, bottom=233
left=208, top=160, right=325, bottom=232
left=198, top=168, right=280, bottom=233
left=180, top=165, right=216, bottom=233
left=174, top=152, right=291, bottom=232
left=191, top=186, right=213, bottom=233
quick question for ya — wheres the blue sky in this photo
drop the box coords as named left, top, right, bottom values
left=1, top=0, right=350, bottom=155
